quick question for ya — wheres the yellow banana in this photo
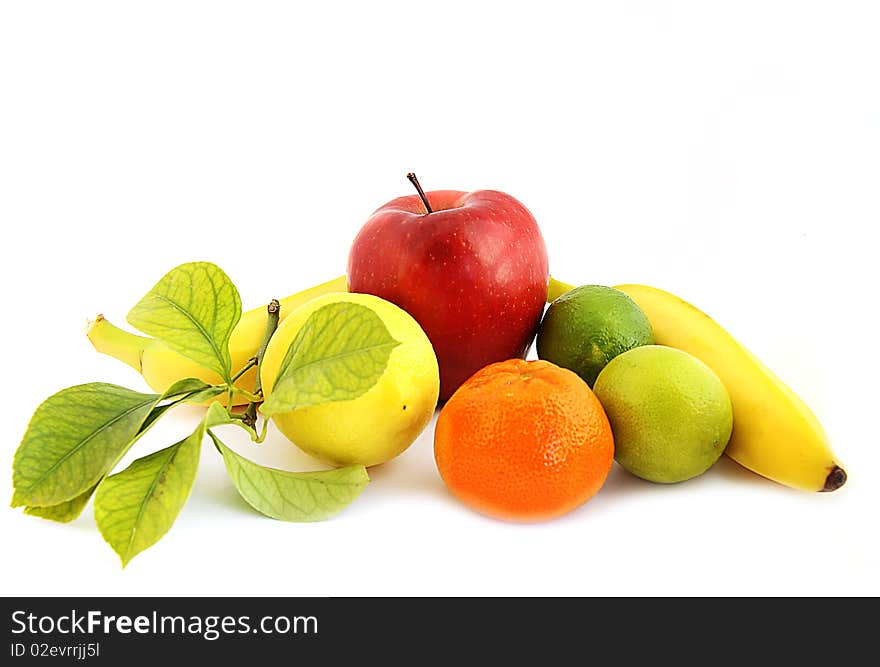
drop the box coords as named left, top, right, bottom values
left=547, top=278, right=844, bottom=492
left=547, top=277, right=574, bottom=302
left=87, top=275, right=348, bottom=404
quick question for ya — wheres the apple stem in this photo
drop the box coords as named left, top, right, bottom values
left=406, top=172, right=433, bottom=214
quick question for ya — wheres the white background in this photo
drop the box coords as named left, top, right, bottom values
left=1, top=1, right=878, bottom=596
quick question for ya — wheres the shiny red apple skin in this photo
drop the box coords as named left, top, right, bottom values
left=347, top=189, right=549, bottom=401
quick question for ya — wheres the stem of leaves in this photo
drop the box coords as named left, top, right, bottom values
left=227, top=357, right=257, bottom=407
left=242, top=299, right=280, bottom=430
left=230, top=357, right=257, bottom=383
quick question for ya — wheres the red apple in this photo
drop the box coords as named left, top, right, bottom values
left=347, top=175, right=549, bottom=401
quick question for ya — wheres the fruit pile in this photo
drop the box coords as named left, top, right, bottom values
left=12, top=174, right=846, bottom=564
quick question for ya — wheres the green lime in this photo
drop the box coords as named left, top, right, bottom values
left=536, top=285, right=654, bottom=387
left=593, top=345, right=733, bottom=483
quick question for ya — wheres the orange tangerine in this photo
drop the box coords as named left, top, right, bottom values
left=434, top=359, right=614, bottom=521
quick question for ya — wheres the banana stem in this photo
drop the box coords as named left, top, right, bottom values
left=86, top=315, right=153, bottom=372
left=242, top=299, right=281, bottom=429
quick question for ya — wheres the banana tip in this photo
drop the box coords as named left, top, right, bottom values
left=821, top=465, right=847, bottom=492
left=85, top=314, right=105, bottom=337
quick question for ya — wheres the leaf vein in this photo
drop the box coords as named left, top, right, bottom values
left=150, top=293, right=228, bottom=377
left=20, top=397, right=156, bottom=497
left=122, top=446, right=180, bottom=560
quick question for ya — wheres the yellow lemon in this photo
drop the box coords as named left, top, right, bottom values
left=260, top=292, right=439, bottom=467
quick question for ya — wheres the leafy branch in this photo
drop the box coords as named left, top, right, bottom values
left=11, top=262, right=388, bottom=566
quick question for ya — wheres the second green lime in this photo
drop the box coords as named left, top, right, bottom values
left=537, top=285, right=654, bottom=387
left=593, top=345, right=733, bottom=483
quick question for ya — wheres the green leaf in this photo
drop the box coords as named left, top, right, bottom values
left=203, top=402, right=260, bottom=441
left=205, top=402, right=241, bottom=429
left=24, top=482, right=100, bottom=523
left=126, top=262, right=241, bottom=383
left=183, top=386, right=228, bottom=405
left=15, top=379, right=209, bottom=518
left=95, top=424, right=202, bottom=567
left=161, top=377, right=215, bottom=398
left=12, top=384, right=160, bottom=508
left=211, top=432, right=369, bottom=522
left=260, top=302, right=400, bottom=416
left=138, top=379, right=221, bottom=433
